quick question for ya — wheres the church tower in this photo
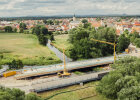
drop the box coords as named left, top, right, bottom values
left=73, top=14, right=76, bottom=21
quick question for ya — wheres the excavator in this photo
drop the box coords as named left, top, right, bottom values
left=57, top=48, right=71, bottom=78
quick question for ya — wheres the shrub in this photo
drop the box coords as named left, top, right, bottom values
left=8, top=59, right=24, bottom=69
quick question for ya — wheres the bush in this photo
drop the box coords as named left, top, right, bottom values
left=8, top=59, right=24, bottom=69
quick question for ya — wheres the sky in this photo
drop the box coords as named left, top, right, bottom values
left=0, top=0, right=140, bottom=17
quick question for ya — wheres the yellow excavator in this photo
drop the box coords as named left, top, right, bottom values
left=57, top=48, right=71, bottom=78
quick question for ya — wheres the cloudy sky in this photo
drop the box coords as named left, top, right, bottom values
left=0, top=0, right=139, bottom=17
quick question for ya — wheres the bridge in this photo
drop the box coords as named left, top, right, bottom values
left=15, top=54, right=127, bottom=79
left=30, top=70, right=111, bottom=93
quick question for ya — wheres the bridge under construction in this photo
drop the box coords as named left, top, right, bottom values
left=15, top=54, right=127, bottom=79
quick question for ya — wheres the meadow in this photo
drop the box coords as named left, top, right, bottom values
left=52, top=34, right=72, bottom=57
left=53, top=34, right=71, bottom=50
left=0, top=33, right=61, bottom=65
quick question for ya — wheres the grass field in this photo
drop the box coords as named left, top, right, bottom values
left=53, top=34, right=71, bottom=50
left=0, top=33, right=61, bottom=65
left=38, top=81, right=109, bottom=100
left=52, top=34, right=71, bottom=57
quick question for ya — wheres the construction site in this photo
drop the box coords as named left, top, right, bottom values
left=0, top=39, right=140, bottom=94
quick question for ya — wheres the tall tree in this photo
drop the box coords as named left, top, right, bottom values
left=97, top=56, right=140, bottom=100
left=4, top=26, right=13, bottom=32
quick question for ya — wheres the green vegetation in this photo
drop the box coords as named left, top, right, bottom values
left=4, top=26, right=13, bottom=33
left=32, top=25, right=54, bottom=46
left=82, top=19, right=88, bottom=24
left=0, top=65, right=2, bottom=69
left=53, top=34, right=71, bottom=50
left=39, top=82, right=108, bottom=100
left=43, top=19, right=61, bottom=25
left=68, top=25, right=130, bottom=60
left=97, top=56, right=140, bottom=100
left=73, top=71, right=84, bottom=75
left=52, top=34, right=71, bottom=57
left=0, top=33, right=61, bottom=65
left=129, top=31, right=140, bottom=48
left=8, top=59, right=23, bottom=69
left=0, top=87, right=43, bottom=100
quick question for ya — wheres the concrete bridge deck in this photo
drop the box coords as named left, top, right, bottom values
left=31, top=70, right=111, bottom=92
left=15, top=54, right=127, bottom=79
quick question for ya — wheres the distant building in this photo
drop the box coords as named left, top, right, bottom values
left=132, top=22, right=140, bottom=34
left=69, top=14, right=81, bottom=29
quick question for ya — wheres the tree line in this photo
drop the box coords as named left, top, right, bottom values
left=68, top=23, right=130, bottom=60
left=0, top=86, right=43, bottom=100
left=32, top=25, right=54, bottom=46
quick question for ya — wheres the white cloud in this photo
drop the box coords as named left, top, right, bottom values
left=0, top=0, right=139, bottom=17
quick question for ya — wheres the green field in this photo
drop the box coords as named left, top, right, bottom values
left=53, top=34, right=71, bottom=50
left=0, top=33, right=61, bottom=65
left=39, top=81, right=108, bottom=100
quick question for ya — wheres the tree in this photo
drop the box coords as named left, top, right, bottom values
left=134, top=38, right=140, bottom=48
left=4, top=26, right=13, bottom=32
left=19, top=28, right=24, bottom=33
left=32, top=26, right=41, bottom=35
left=13, top=28, right=17, bottom=33
left=38, top=34, right=48, bottom=46
left=68, top=25, right=117, bottom=60
left=82, top=19, right=88, bottom=24
left=50, top=34, right=54, bottom=41
left=11, top=88, right=25, bottom=100
left=54, top=20, right=59, bottom=25
left=41, top=27, right=48, bottom=35
left=97, top=56, right=140, bottom=100
left=43, top=20, right=47, bottom=24
left=19, top=23, right=27, bottom=30
left=47, top=20, right=54, bottom=25
left=123, top=29, right=129, bottom=37
left=117, top=34, right=130, bottom=52
left=0, top=87, right=25, bottom=100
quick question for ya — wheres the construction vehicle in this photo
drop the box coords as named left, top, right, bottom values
left=91, top=38, right=116, bottom=63
left=57, top=48, right=71, bottom=78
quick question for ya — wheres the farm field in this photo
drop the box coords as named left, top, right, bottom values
left=39, top=81, right=109, bottom=100
left=0, top=33, right=61, bottom=65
